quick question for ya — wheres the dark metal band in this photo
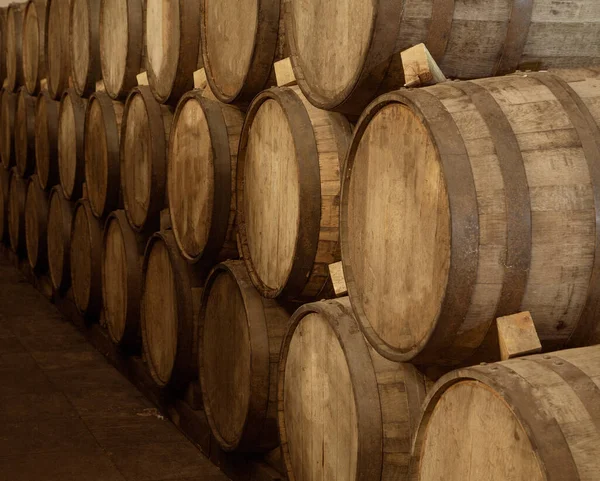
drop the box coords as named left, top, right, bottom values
left=426, top=0, right=455, bottom=62
left=495, top=0, right=534, bottom=75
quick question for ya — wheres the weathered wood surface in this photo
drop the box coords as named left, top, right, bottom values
left=45, top=0, right=71, bottom=99
left=413, top=346, right=600, bottom=481
left=285, top=0, right=600, bottom=114
left=0, top=8, right=8, bottom=87
left=14, top=87, right=36, bottom=177
left=199, top=261, right=290, bottom=452
left=168, top=90, right=243, bottom=265
left=497, top=311, right=542, bottom=361
left=47, top=184, right=73, bottom=292
left=22, top=0, right=47, bottom=95
left=24, top=174, right=49, bottom=272
left=5, top=3, right=24, bottom=92
left=278, top=298, right=429, bottom=481
left=342, top=68, right=600, bottom=364
left=34, top=90, right=59, bottom=190
left=58, top=89, right=87, bottom=200
left=70, top=0, right=102, bottom=96
left=237, top=86, right=351, bottom=301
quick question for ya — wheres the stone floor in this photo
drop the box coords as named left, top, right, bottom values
left=0, top=257, right=230, bottom=481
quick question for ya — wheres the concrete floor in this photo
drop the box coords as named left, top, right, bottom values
left=0, top=257, right=230, bottom=481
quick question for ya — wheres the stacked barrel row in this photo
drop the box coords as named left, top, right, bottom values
left=1, top=1, right=600, bottom=480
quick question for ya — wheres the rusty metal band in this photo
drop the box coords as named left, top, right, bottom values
left=452, top=81, right=532, bottom=318
left=536, top=355, right=600, bottom=433
left=481, top=364, right=580, bottom=481
left=400, top=88, right=480, bottom=364
left=495, top=0, right=534, bottom=75
left=529, top=72, right=600, bottom=347
left=426, top=0, right=455, bottom=62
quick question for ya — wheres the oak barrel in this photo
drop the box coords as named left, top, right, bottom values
left=0, top=8, right=7, bottom=86
left=342, top=68, right=600, bottom=365
left=102, top=210, right=144, bottom=349
left=278, top=298, right=429, bottom=481
left=34, top=90, right=59, bottom=190
left=5, top=3, right=24, bottom=92
left=84, top=91, right=124, bottom=218
left=45, top=0, right=71, bottom=99
left=1, top=89, right=17, bottom=169
left=286, top=0, right=600, bottom=114
left=200, top=0, right=286, bottom=104
left=0, top=167, right=11, bottom=243
left=413, top=346, right=600, bottom=481
left=141, top=230, right=202, bottom=388
left=199, top=261, right=289, bottom=452
left=47, top=184, right=73, bottom=292
left=25, top=175, right=49, bottom=272
left=99, top=0, right=145, bottom=100
left=22, top=0, right=46, bottom=95
left=121, top=86, right=172, bottom=232
left=70, top=198, right=103, bottom=319
left=145, top=0, right=201, bottom=104
left=58, top=89, right=87, bottom=200
left=70, top=0, right=101, bottom=96
left=8, top=169, right=27, bottom=255
left=168, top=91, right=243, bottom=264
left=237, top=86, right=351, bottom=300
left=14, top=87, right=36, bottom=177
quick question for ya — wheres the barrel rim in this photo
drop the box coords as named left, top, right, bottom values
left=34, top=90, right=60, bottom=191
left=168, top=90, right=233, bottom=265
left=236, top=86, right=321, bottom=300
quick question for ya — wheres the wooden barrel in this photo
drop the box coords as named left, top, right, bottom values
left=34, top=90, right=59, bottom=190
left=70, top=198, right=103, bottom=319
left=413, top=346, right=600, bottom=481
left=285, top=0, right=600, bottom=114
left=237, top=86, right=352, bottom=300
left=0, top=168, right=11, bottom=243
left=141, top=230, right=203, bottom=388
left=341, top=68, right=600, bottom=365
left=168, top=91, right=243, bottom=264
left=99, top=0, right=144, bottom=100
left=14, top=87, right=36, bottom=177
left=145, top=0, right=201, bottom=104
left=121, top=86, right=172, bottom=232
left=84, top=91, right=124, bottom=218
left=58, top=89, right=87, bottom=200
left=70, top=0, right=101, bottom=96
left=25, top=175, right=49, bottom=272
left=22, top=0, right=46, bottom=95
left=200, top=0, right=286, bottom=104
left=6, top=3, right=24, bottom=92
left=8, top=169, right=27, bottom=255
left=47, top=184, right=73, bottom=292
left=278, top=297, right=429, bottom=481
left=0, top=8, right=8, bottom=86
left=1, top=89, right=17, bottom=170
left=199, top=261, right=289, bottom=452
left=45, top=0, right=71, bottom=100
left=102, top=210, right=144, bottom=349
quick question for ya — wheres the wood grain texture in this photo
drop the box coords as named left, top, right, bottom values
left=1, top=89, right=17, bottom=170
left=70, top=0, right=102, bottom=96
left=199, top=260, right=290, bottom=452
left=141, top=230, right=203, bottom=388
left=84, top=91, right=124, bottom=218
left=102, top=209, right=145, bottom=350
left=201, top=0, right=286, bottom=104
left=414, top=346, right=600, bottom=481
left=0, top=9, right=8, bottom=87
left=121, top=86, right=172, bottom=233
left=99, top=0, right=145, bottom=99
left=0, top=167, right=10, bottom=242
left=25, top=175, right=49, bottom=272
left=14, top=87, right=36, bottom=177
left=285, top=0, right=600, bottom=114
left=145, top=0, right=201, bottom=104
left=6, top=3, right=24, bottom=92
left=168, top=90, right=243, bottom=265
left=70, top=198, right=103, bottom=319
left=278, top=298, right=429, bottom=481
left=58, top=89, right=87, bottom=200
left=34, top=90, right=59, bottom=190
left=342, top=68, right=600, bottom=365
left=22, top=0, right=47, bottom=95
left=47, top=184, right=73, bottom=292
left=8, top=169, right=27, bottom=256
left=236, top=86, right=351, bottom=300
left=497, top=311, right=542, bottom=360
left=45, top=0, right=71, bottom=100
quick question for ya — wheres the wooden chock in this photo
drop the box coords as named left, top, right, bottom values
left=274, top=57, right=297, bottom=87
left=136, top=71, right=149, bottom=86
left=496, top=311, right=542, bottom=361
left=160, top=208, right=172, bottom=231
left=328, top=261, right=348, bottom=297
left=40, top=78, right=48, bottom=91
left=193, top=68, right=208, bottom=90
left=95, top=79, right=106, bottom=92
left=401, top=43, right=447, bottom=88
